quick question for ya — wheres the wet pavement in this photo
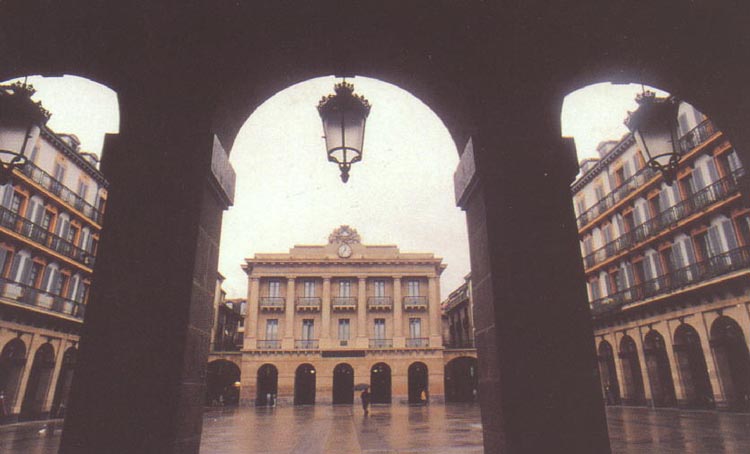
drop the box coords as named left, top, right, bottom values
left=1, top=404, right=749, bottom=453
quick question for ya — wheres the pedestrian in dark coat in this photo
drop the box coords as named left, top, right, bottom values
left=360, top=387, right=371, bottom=414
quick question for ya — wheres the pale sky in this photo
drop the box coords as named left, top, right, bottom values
left=2, top=75, right=664, bottom=299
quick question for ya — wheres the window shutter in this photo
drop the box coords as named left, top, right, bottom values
left=693, top=168, right=706, bottom=189
left=632, top=155, right=641, bottom=172
left=659, top=190, right=670, bottom=210
left=19, top=258, right=32, bottom=285
left=1, top=185, right=12, bottom=209
left=623, top=161, right=632, bottom=180
left=671, top=244, right=684, bottom=268
left=604, top=274, right=613, bottom=296
left=615, top=215, right=625, bottom=236
left=41, top=266, right=52, bottom=291
left=633, top=206, right=642, bottom=226
left=708, top=226, right=722, bottom=255
left=729, top=150, right=742, bottom=172
left=9, top=254, right=21, bottom=281
left=722, top=220, right=739, bottom=251
left=671, top=185, right=681, bottom=204
left=683, top=239, right=697, bottom=265
left=643, top=255, right=654, bottom=280
left=706, top=159, right=720, bottom=183
left=678, top=113, right=690, bottom=136
left=624, top=263, right=635, bottom=288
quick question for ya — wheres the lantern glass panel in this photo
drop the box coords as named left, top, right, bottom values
left=634, top=126, right=675, bottom=168
left=322, top=111, right=366, bottom=164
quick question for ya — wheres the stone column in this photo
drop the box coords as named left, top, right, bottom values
left=321, top=277, right=331, bottom=348
left=693, top=313, right=722, bottom=403
left=633, top=327, right=653, bottom=405
left=392, top=276, right=403, bottom=348
left=662, top=319, right=686, bottom=402
left=60, top=88, right=234, bottom=454
left=357, top=276, right=367, bottom=348
left=428, top=275, right=441, bottom=347
left=246, top=278, right=260, bottom=349
left=41, top=338, right=65, bottom=415
left=11, top=333, right=39, bottom=415
left=283, top=277, right=296, bottom=349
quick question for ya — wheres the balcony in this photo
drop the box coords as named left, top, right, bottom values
left=403, top=295, right=428, bottom=311
left=0, top=276, right=84, bottom=320
left=576, top=119, right=717, bottom=230
left=258, top=296, right=285, bottom=311
left=256, top=339, right=281, bottom=349
left=331, top=296, right=357, bottom=311
left=444, top=339, right=476, bottom=349
left=295, top=339, right=319, bottom=349
left=369, top=338, right=393, bottom=348
left=0, top=206, right=94, bottom=268
left=296, top=297, right=321, bottom=311
left=406, top=337, right=429, bottom=348
left=19, top=161, right=104, bottom=224
left=367, top=296, right=392, bottom=311
left=583, top=168, right=745, bottom=270
left=590, top=246, right=750, bottom=318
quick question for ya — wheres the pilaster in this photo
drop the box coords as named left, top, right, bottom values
left=356, top=276, right=367, bottom=348
left=246, top=278, right=260, bottom=349
left=393, top=276, right=404, bottom=348
left=283, top=277, right=296, bottom=349
left=321, top=277, right=331, bottom=348
left=428, top=275, right=441, bottom=346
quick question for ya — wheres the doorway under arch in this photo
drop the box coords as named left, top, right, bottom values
left=332, top=363, right=354, bottom=405
left=710, top=316, right=750, bottom=411
left=0, top=338, right=27, bottom=414
left=408, top=362, right=429, bottom=404
left=19, top=342, right=55, bottom=420
left=444, top=357, right=478, bottom=403
left=673, top=323, right=714, bottom=408
left=51, top=347, right=77, bottom=418
left=294, top=364, right=316, bottom=405
left=370, top=362, right=391, bottom=404
left=597, top=340, right=621, bottom=405
left=619, top=335, right=645, bottom=405
left=256, top=364, right=278, bottom=406
left=205, top=360, right=240, bottom=406
left=643, top=330, right=676, bottom=407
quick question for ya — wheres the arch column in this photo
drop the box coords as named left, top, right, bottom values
left=664, top=319, right=687, bottom=402
left=631, top=328, right=652, bottom=405
left=60, top=87, right=234, bottom=454
left=694, top=313, right=723, bottom=404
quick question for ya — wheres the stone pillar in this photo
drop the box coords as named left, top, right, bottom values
left=357, top=276, right=367, bottom=347
left=632, top=327, right=653, bottom=405
left=392, top=276, right=403, bottom=348
left=693, top=313, right=722, bottom=403
left=662, top=319, right=686, bottom=402
left=428, top=276, right=441, bottom=347
left=41, top=338, right=65, bottom=415
left=11, top=333, right=39, bottom=415
left=283, top=277, right=296, bottom=349
left=60, top=88, right=234, bottom=454
left=321, top=277, right=331, bottom=348
left=246, top=278, right=260, bottom=349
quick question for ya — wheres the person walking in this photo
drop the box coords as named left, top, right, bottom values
left=360, top=387, right=371, bottom=414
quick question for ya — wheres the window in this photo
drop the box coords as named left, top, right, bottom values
left=409, top=318, right=421, bottom=338
left=374, top=319, right=385, bottom=339
left=265, top=319, right=278, bottom=340
left=53, top=273, right=69, bottom=296
left=303, top=280, right=315, bottom=297
left=10, top=193, right=24, bottom=215
left=736, top=215, right=750, bottom=246
left=42, top=211, right=53, bottom=231
left=575, top=196, right=586, bottom=216
left=374, top=280, right=385, bottom=297
left=28, top=262, right=42, bottom=287
left=338, top=319, right=350, bottom=340
left=302, top=319, right=314, bottom=340
left=594, top=184, right=605, bottom=202
left=268, top=280, right=280, bottom=297
left=339, top=280, right=351, bottom=297
left=407, top=280, right=419, bottom=296
left=67, top=226, right=79, bottom=245
left=590, top=280, right=601, bottom=301
left=53, top=163, right=66, bottom=182
left=77, top=181, right=89, bottom=200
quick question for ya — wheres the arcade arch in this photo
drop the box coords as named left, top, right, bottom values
left=618, top=335, right=645, bottom=405
left=205, top=360, right=240, bottom=406
left=444, top=356, right=478, bottom=403
left=19, top=342, right=55, bottom=420
left=710, top=316, right=750, bottom=411
left=256, top=364, right=278, bottom=407
left=332, top=363, right=354, bottom=405
left=643, top=330, right=676, bottom=407
left=673, top=323, right=714, bottom=408
left=370, top=362, right=391, bottom=404
left=294, top=364, right=316, bottom=406
left=597, top=340, right=621, bottom=405
left=408, top=362, right=429, bottom=404
left=0, top=337, right=27, bottom=412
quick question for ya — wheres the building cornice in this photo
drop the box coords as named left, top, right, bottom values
left=571, top=134, right=635, bottom=194
left=40, top=127, right=109, bottom=187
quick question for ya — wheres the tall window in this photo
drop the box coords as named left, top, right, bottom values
left=77, top=181, right=89, bottom=200
left=67, top=226, right=79, bottom=245
left=53, top=273, right=68, bottom=296
left=590, top=280, right=601, bottom=300
left=303, top=280, right=315, bottom=297
left=302, top=319, right=314, bottom=340
left=374, top=319, right=385, bottom=339
left=407, top=280, right=419, bottom=296
left=41, top=211, right=53, bottom=232
left=268, top=280, right=280, bottom=297
left=10, top=193, right=24, bottom=215
left=53, top=163, right=66, bottom=183
left=338, top=319, right=350, bottom=340
left=594, top=184, right=605, bottom=202
left=409, top=318, right=421, bottom=338
left=265, top=319, right=278, bottom=340
left=339, top=280, right=351, bottom=297
left=28, top=262, right=42, bottom=287
left=374, top=280, right=385, bottom=297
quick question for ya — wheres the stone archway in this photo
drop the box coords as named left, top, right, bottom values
left=205, top=360, right=240, bottom=406
left=408, top=362, right=429, bottom=404
left=643, top=330, right=676, bottom=407
left=332, top=363, right=354, bottom=405
left=673, top=323, right=714, bottom=409
left=0, top=338, right=27, bottom=415
left=294, top=364, right=316, bottom=406
left=256, top=364, right=278, bottom=407
left=20, top=342, right=55, bottom=420
left=618, top=335, right=645, bottom=406
left=710, top=316, right=750, bottom=411
left=370, top=362, right=391, bottom=404
left=51, top=347, right=77, bottom=418
left=597, top=341, right=621, bottom=405
left=444, top=356, right=479, bottom=403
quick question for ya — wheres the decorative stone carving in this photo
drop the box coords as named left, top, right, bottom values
left=328, top=225, right=361, bottom=244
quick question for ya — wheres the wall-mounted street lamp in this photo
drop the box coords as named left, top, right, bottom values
left=0, top=82, right=49, bottom=185
left=625, top=90, right=680, bottom=186
left=317, top=80, right=371, bottom=183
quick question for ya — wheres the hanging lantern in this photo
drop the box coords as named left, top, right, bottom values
left=317, top=80, right=371, bottom=183
left=625, top=91, right=680, bottom=186
left=0, top=82, right=49, bottom=185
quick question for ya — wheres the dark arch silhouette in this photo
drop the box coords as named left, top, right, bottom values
left=0, top=338, right=27, bottom=414
left=643, top=330, right=676, bottom=407
left=294, top=364, right=316, bottom=405
left=674, top=323, right=714, bottom=409
left=256, top=364, right=278, bottom=407
left=597, top=341, right=621, bottom=405
left=20, top=342, right=55, bottom=420
left=205, top=360, right=240, bottom=406
left=444, top=356, right=478, bottom=403
left=51, top=347, right=77, bottom=417
left=332, top=363, right=354, bottom=405
left=710, top=316, right=750, bottom=411
left=408, top=362, right=429, bottom=404
left=370, top=363, right=391, bottom=404
left=618, top=335, right=646, bottom=405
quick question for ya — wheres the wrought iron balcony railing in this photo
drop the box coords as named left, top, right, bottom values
left=583, top=168, right=745, bottom=269
left=576, top=119, right=717, bottom=229
left=295, top=339, right=319, bottom=349
left=403, top=296, right=428, bottom=310
left=369, top=338, right=393, bottom=348
left=0, top=276, right=84, bottom=320
left=590, top=246, right=750, bottom=317
left=406, top=337, right=429, bottom=347
left=256, top=339, right=281, bottom=349
left=20, top=161, right=104, bottom=224
left=332, top=296, right=357, bottom=310
left=259, top=297, right=285, bottom=310
left=296, top=297, right=321, bottom=310
left=367, top=296, right=392, bottom=310
left=0, top=206, right=94, bottom=267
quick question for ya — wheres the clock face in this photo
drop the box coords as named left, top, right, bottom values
left=338, top=243, right=352, bottom=258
